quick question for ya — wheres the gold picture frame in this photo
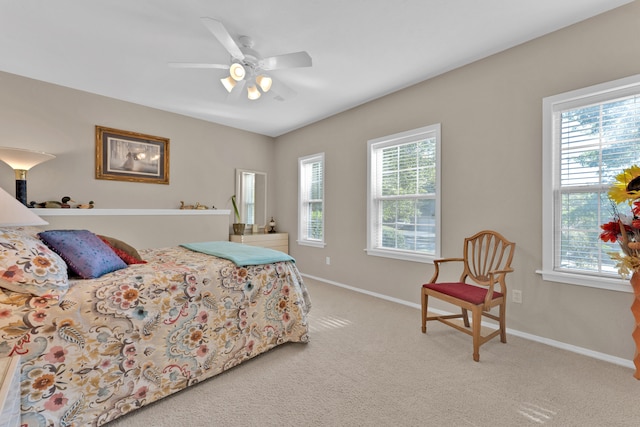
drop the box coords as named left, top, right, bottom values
left=95, top=126, right=169, bottom=184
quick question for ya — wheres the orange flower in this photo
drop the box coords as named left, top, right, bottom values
left=190, top=330, right=203, bottom=341
left=32, top=256, right=52, bottom=269
left=122, top=288, right=139, bottom=302
left=600, top=221, right=622, bottom=243
left=32, top=373, right=55, bottom=391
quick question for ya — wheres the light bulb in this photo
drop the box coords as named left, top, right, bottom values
left=256, top=75, right=272, bottom=93
left=247, top=85, right=261, bottom=100
left=220, top=76, right=236, bottom=93
left=229, top=63, right=246, bottom=81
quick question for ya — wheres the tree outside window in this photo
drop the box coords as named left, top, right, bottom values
left=298, top=153, right=325, bottom=247
left=542, top=74, right=640, bottom=291
left=367, top=124, right=441, bottom=263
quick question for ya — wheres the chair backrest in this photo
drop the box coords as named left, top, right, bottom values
left=461, top=230, right=515, bottom=287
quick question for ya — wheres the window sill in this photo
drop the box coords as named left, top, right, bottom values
left=536, top=269, right=632, bottom=293
left=366, top=248, right=435, bottom=264
left=297, top=240, right=326, bottom=248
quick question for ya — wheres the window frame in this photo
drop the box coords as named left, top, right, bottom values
left=297, top=152, right=326, bottom=248
left=366, top=124, right=441, bottom=263
left=541, top=73, right=640, bottom=293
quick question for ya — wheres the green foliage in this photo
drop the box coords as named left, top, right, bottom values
left=382, top=226, right=406, bottom=248
left=380, top=139, right=436, bottom=223
left=231, top=195, right=241, bottom=223
left=309, top=209, right=323, bottom=240
left=559, top=97, right=640, bottom=274
left=377, top=138, right=437, bottom=254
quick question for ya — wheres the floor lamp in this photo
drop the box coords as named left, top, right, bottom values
left=0, top=185, right=48, bottom=226
left=0, top=147, right=55, bottom=206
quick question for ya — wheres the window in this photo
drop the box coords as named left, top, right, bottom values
left=298, top=153, right=325, bottom=247
left=367, top=124, right=440, bottom=263
left=542, top=74, right=640, bottom=292
left=240, top=171, right=255, bottom=224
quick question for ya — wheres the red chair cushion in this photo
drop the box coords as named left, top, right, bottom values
left=422, top=282, right=502, bottom=305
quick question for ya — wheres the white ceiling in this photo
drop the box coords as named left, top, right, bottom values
left=0, top=0, right=633, bottom=137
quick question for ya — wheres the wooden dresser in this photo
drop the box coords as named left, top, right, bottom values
left=229, top=232, right=289, bottom=254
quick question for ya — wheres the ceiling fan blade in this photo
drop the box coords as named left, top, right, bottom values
left=259, top=51, right=312, bottom=70
left=200, top=17, right=244, bottom=61
left=227, top=79, right=247, bottom=101
left=168, top=62, right=229, bottom=70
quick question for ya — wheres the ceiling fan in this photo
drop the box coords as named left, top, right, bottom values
left=169, top=17, right=312, bottom=101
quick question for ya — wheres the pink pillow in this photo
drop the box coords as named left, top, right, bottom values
left=98, top=236, right=147, bottom=265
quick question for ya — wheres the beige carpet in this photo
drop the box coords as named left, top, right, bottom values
left=107, top=278, right=640, bottom=426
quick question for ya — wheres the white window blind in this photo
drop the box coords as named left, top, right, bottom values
left=241, top=171, right=255, bottom=224
left=542, top=74, right=640, bottom=291
left=298, top=153, right=325, bottom=247
left=367, top=124, right=440, bottom=263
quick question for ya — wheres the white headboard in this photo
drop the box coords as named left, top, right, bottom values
left=31, top=209, right=232, bottom=249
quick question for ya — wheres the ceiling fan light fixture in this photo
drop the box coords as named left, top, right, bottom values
left=256, top=75, right=272, bottom=93
left=171, top=18, right=312, bottom=103
left=247, top=85, right=261, bottom=100
left=229, top=62, right=246, bottom=81
left=220, top=76, right=236, bottom=93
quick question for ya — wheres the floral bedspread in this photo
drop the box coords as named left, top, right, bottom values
left=0, top=246, right=310, bottom=426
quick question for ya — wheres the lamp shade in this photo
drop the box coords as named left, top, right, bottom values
left=0, top=147, right=55, bottom=206
left=247, top=85, right=261, bottom=100
left=256, top=75, right=272, bottom=93
left=0, top=186, right=48, bottom=226
left=229, top=63, right=246, bottom=81
left=220, top=76, right=237, bottom=93
left=0, top=147, right=55, bottom=170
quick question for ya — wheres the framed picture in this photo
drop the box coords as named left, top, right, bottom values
left=95, top=126, right=169, bottom=184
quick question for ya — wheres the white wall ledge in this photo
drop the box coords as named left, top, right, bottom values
left=31, top=208, right=231, bottom=216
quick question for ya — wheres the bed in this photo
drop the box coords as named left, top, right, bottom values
left=0, top=226, right=310, bottom=426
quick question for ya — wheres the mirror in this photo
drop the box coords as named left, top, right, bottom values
left=235, top=169, right=267, bottom=226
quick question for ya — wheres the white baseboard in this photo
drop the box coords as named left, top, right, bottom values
left=301, top=273, right=635, bottom=370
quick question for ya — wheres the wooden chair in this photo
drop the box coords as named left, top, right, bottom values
left=421, top=230, right=515, bottom=361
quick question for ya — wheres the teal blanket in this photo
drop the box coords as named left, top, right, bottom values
left=181, top=241, right=294, bottom=266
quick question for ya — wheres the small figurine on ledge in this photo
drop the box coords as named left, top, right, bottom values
left=180, top=201, right=215, bottom=210
left=268, top=217, right=277, bottom=234
left=75, top=201, right=94, bottom=209
left=29, top=196, right=75, bottom=208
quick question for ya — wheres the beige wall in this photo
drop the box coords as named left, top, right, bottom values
left=1, top=2, right=638, bottom=362
left=0, top=71, right=275, bottom=219
left=274, top=2, right=640, bottom=361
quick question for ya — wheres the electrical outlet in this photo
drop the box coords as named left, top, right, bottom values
left=326, top=257, right=331, bottom=265
left=512, top=290, right=522, bottom=304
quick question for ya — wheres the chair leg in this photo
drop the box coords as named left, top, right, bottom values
left=462, top=308, right=470, bottom=328
left=499, top=302, right=507, bottom=343
left=472, top=307, right=482, bottom=362
left=421, top=290, right=428, bottom=333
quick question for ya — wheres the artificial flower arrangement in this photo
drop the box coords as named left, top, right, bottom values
left=599, top=165, right=640, bottom=277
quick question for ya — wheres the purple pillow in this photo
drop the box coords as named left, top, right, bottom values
left=38, top=230, right=127, bottom=279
